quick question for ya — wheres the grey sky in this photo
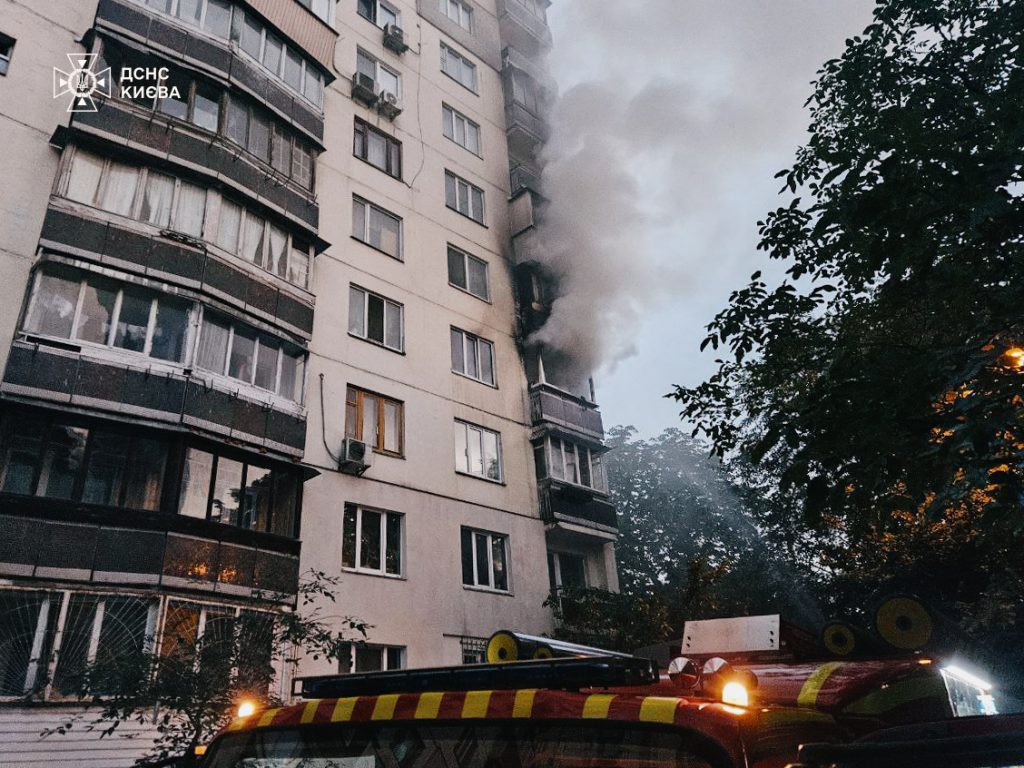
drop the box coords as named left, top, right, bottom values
left=541, top=0, right=876, bottom=437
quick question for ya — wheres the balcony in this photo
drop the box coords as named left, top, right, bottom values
left=505, top=102, right=548, bottom=166
left=540, top=480, right=618, bottom=534
left=510, top=163, right=543, bottom=196
left=530, top=383, right=605, bottom=440
left=498, top=0, right=552, bottom=56
left=0, top=499, right=300, bottom=603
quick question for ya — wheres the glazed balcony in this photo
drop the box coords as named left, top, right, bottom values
left=498, top=0, right=552, bottom=56
left=539, top=480, right=618, bottom=534
left=530, top=382, right=605, bottom=441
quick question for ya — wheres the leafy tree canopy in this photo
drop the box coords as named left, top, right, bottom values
left=669, top=0, right=1024, bottom=597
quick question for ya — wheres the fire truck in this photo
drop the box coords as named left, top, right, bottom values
left=193, top=613, right=1024, bottom=768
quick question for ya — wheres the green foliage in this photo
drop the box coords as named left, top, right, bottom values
left=550, top=428, right=808, bottom=651
left=47, top=571, right=369, bottom=766
left=668, top=0, right=1024, bottom=669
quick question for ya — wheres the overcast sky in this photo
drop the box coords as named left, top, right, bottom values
left=541, top=0, right=876, bottom=437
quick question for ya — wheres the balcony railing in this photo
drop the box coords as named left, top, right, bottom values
left=530, top=383, right=605, bottom=439
left=540, top=481, right=618, bottom=533
left=0, top=501, right=301, bottom=602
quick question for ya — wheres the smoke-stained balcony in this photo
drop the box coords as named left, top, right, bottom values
left=539, top=479, right=618, bottom=535
left=498, top=0, right=552, bottom=56
left=530, top=382, right=605, bottom=441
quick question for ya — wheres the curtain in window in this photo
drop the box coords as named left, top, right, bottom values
left=66, top=152, right=104, bottom=205
left=100, top=163, right=139, bottom=217
left=174, top=182, right=206, bottom=237
left=75, top=280, right=117, bottom=345
left=27, top=272, right=80, bottom=338
left=141, top=172, right=175, bottom=228
left=197, top=317, right=230, bottom=374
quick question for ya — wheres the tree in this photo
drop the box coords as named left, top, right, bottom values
left=551, top=427, right=805, bottom=651
left=669, top=0, right=1024, bottom=669
left=45, top=571, right=369, bottom=766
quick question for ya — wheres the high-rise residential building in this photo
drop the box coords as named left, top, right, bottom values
left=0, top=0, right=617, bottom=763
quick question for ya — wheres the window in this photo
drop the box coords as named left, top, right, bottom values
left=346, top=386, right=403, bottom=455
left=548, top=551, right=588, bottom=594
left=0, top=413, right=168, bottom=511
left=440, top=0, right=473, bottom=31
left=24, top=267, right=190, bottom=363
left=65, top=149, right=208, bottom=235
left=338, top=644, right=405, bottom=673
left=440, top=43, right=477, bottom=92
left=356, top=48, right=400, bottom=98
left=352, top=197, right=402, bottom=259
left=52, top=595, right=156, bottom=697
left=510, top=0, right=546, bottom=19
left=177, top=447, right=300, bottom=536
left=0, top=33, right=14, bottom=76
left=354, top=118, right=402, bottom=179
left=196, top=312, right=306, bottom=401
left=460, top=636, right=486, bottom=664
left=442, top=104, right=481, bottom=155
left=511, top=69, right=542, bottom=115
left=357, top=0, right=398, bottom=28
left=223, top=94, right=315, bottom=189
left=450, top=328, right=495, bottom=386
left=447, top=245, right=489, bottom=300
left=461, top=528, right=509, bottom=591
left=296, top=0, right=335, bottom=25
left=445, top=171, right=485, bottom=224
left=63, top=150, right=312, bottom=291
left=454, top=421, right=502, bottom=481
left=349, top=286, right=404, bottom=352
left=230, top=6, right=325, bottom=106
left=342, top=504, right=403, bottom=576
left=537, top=436, right=607, bottom=492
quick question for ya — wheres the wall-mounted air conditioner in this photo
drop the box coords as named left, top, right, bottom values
left=339, top=438, right=373, bottom=475
left=377, top=90, right=402, bottom=120
left=383, top=25, right=409, bottom=54
left=351, top=72, right=378, bottom=106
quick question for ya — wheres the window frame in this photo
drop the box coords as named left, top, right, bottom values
left=542, top=435, right=607, bottom=493
left=357, top=0, right=400, bottom=28
left=345, top=385, right=404, bottom=457
left=348, top=285, right=405, bottom=353
left=442, top=103, right=482, bottom=157
left=447, top=244, right=490, bottom=301
left=0, top=33, right=16, bottom=76
left=23, top=267, right=191, bottom=365
left=338, top=643, right=406, bottom=674
left=454, top=420, right=503, bottom=483
left=460, top=526, right=510, bottom=593
left=450, top=327, right=496, bottom=386
left=341, top=503, right=404, bottom=577
left=440, top=43, right=478, bottom=93
left=351, top=196, right=403, bottom=260
left=353, top=118, right=403, bottom=180
left=440, top=0, right=473, bottom=31
left=195, top=308, right=307, bottom=403
left=444, top=170, right=486, bottom=224
left=356, top=48, right=401, bottom=99
left=548, top=550, right=589, bottom=592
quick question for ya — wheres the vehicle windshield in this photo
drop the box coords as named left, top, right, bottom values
left=203, top=722, right=724, bottom=768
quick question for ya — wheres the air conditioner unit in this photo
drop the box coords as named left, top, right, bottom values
left=339, top=438, right=373, bottom=475
left=350, top=72, right=378, bottom=106
left=383, top=24, right=409, bottom=54
left=377, top=90, right=403, bottom=120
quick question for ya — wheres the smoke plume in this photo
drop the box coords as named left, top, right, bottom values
left=525, top=0, right=875, bottom=402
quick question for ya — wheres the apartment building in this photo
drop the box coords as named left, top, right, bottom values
left=0, top=0, right=617, bottom=763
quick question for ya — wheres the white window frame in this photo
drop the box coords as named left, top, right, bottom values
left=455, top=420, right=503, bottom=482
left=356, top=48, right=401, bottom=99
left=461, top=527, right=510, bottom=592
left=447, top=244, right=489, bottom=300
left=548, top=551, right=589, bottom=591
left=546, top=436, right=606, bottom=492
left=195, top=309, right=306, bottom=402
left=445, top=170, right=485, bottom=224
left=442, top=104, right=481, bottom=156
left=348, top=285, right=405, bottom=352
left=352, top=195, right=403, bottom=260
left=339, top=643, right=406, bottom=673
left=440, top=0, right=473, bottom=31
left=440, top=43, right=477, bottom=93
left=450, top=327, right=496, bottom=386
left=24, top=269, right=192, bottom=364
left=357, top=0, right=399, bottom=28
left=342, top=504, right=404, bottom=577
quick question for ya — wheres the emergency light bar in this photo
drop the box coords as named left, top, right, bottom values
left=293, top=656, right=659, bottom=699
